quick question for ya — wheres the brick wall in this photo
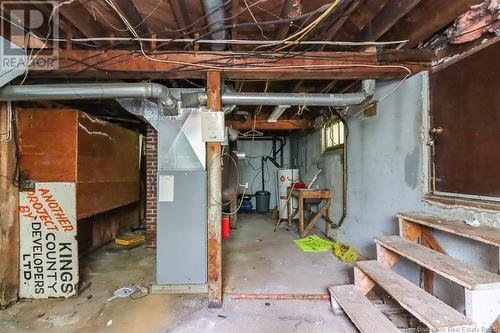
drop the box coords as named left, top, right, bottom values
left=145, top=125, right=157, bottom=247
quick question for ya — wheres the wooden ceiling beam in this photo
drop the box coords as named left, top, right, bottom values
left=275, top=0, right=294, bottom=40
left=58, top=4, right=110, bottom=47
left=168, top=0, right=193, bottom=37
left=318, top=0, right=362, bottom=51
left=382, top=0, right=482, bottom=48
left=30, top=49, right=430, bottom=80
left=357, top=0, right=423, bottom=41
left=335, top=0, right=390, bottom=41
left=113, top=0, right=151, bottom=37
left=226, top=119, right=312, bottom=131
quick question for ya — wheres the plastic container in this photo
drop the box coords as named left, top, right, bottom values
left=255, top=191, right=271, bottom=213
left=239, top=194, right=253, bottom=213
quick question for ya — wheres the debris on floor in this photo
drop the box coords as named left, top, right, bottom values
left=292, top=234, right=361, bottom=263
left=332, top=242, right=360, bottom=263
left=293, top=235, right=334, bottom=252
left=107, top=287, right=135, bottom=302
left=115, top=232, right=146, bottom=248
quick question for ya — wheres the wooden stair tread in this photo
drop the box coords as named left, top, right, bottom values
left=356, top=260, right=475, bottom=330
left=329, top=285, right=400, bottom=333
left=398, top=211, right=500, bottom=246
left=376, top=236, right=500, bottom=290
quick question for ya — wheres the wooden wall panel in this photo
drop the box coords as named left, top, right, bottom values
left=76, top=112, right=139, bottom=219
left=0, top=104, right=19, bottom=308
left=18, top=109, right=77, bottom=183
left=18, top=108, right=140, bottom=220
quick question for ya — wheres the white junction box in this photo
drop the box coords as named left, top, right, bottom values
left=201, top=111, right=225, bottom=142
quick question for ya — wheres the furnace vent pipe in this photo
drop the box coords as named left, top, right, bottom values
left=0, top=82, right=178, bottom=114
left=185, top=79, right=375, bottom=107
left=201, top=0, right=227, bottom=51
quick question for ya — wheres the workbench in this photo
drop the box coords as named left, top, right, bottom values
left=286, top=188, right=333, bottom=237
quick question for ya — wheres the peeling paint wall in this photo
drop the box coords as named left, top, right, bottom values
left=293, top=72, right=500, bottom=308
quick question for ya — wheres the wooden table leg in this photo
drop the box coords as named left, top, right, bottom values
left=287, top=191, right=292, bottom=226
left=303, top=199, right=330, bottom=237
left=299, top=197, right=304, bottom=237
left=325, top=199, right=331, bottom=237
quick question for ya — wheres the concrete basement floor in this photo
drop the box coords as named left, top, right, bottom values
left=0, top=214, right=359, bottom=333
left=223, top=214, right=353, bottom=295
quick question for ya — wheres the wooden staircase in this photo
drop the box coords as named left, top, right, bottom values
left=329, top=211, right=500, bottom=332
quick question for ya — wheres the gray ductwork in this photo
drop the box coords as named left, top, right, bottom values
left=182, top=79, right=376, bottom=108
left=201, top=0, right=227, bottom=51
left=0, top=82, right=178, bottom=115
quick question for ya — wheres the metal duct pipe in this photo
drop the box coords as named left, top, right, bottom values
left=221, top=92, right=366, bottom=106
left=184, top=79, right=375, bottom=107
left=201, top=0, right=227, bottom=51
left=0, top=82, right=178, bottom=115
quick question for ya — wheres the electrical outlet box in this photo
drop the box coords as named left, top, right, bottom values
left=201, top=111, right=225, bottom=142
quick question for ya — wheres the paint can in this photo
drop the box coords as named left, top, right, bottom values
left=222, top=216, right=230, bottom=238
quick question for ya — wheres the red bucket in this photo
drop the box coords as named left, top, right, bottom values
left=222, top=216, right=230, bottom=238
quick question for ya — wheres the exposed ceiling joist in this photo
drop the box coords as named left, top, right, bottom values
left=168, top=0, right=193, bottom=37
left=275, top=0, right=295, bottom=40
left=318, top=0, right=362, bottom=51
left=58, top=3, right=110, bottom=47
left=33, top=49, right=430, bottom=80
left=231, top=0, right=241, bottom=41
left=335, top=0, right=390, bottom=40
left=382, top=0, right=483, bottom=48
left=113, top=0, right=151, bottom=37
left=226, top=119, right=311, bottom=130
left=357, top=0, right=423, bottom=41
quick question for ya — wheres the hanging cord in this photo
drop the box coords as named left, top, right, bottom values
left=207, top=150, right=242, bottom=206
left=274, top=179, right=297, bottom=232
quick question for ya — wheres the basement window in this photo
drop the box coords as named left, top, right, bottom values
left=322, top=118, right=345, bottom=152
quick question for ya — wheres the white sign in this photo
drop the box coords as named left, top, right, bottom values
left=18, top=182, right=78, bottom=299
left=159, top=175, right=174, bottom=202
left=201, top=111, right=225, bottom=142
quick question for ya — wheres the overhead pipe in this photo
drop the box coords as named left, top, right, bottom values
left=201, top=0, right=227, bottom=51
left=183, top=79, right=376, bottom=108
left=0, top=82, right=178, bottom=115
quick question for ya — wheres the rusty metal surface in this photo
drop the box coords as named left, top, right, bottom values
left=430, top=41, right=500, bottom=198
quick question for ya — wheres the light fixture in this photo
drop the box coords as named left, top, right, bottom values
left=268, top=105, right=291, bottom=122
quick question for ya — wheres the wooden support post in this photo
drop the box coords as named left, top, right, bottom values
left=354, top=267, right=375, bottom=296
left=206, top=71, right=223, bottom=308
left=298, top=196, right=304, bottom=236
left=150, top=33, right=158, bottom=51
left=0, top=103, right=19, bottom=308
left=420, top=227, right=447, bottom=294
left=398, top=218, right=422, bottom=241
left=325, top=202, right=332, bottom=237
left=376, top=244, right=400, bottom=269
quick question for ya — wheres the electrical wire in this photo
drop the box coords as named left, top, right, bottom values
left=350, top=65, right=412, bottom=119
left=207, top=150, right=241, bottom=206
left=222, top=186, right=247, bottom=216
left=273, top=0, right=342, bottom=52
left=243, top=0, right=268, bottom=40
left=37, top=36, right=408, bottom=47
left=185, top=3, right=333, bottom=48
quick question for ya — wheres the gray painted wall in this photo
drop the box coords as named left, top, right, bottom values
left=294, top=72, right=500, bottom=310
left=238, top=140, right=290, bottom=209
